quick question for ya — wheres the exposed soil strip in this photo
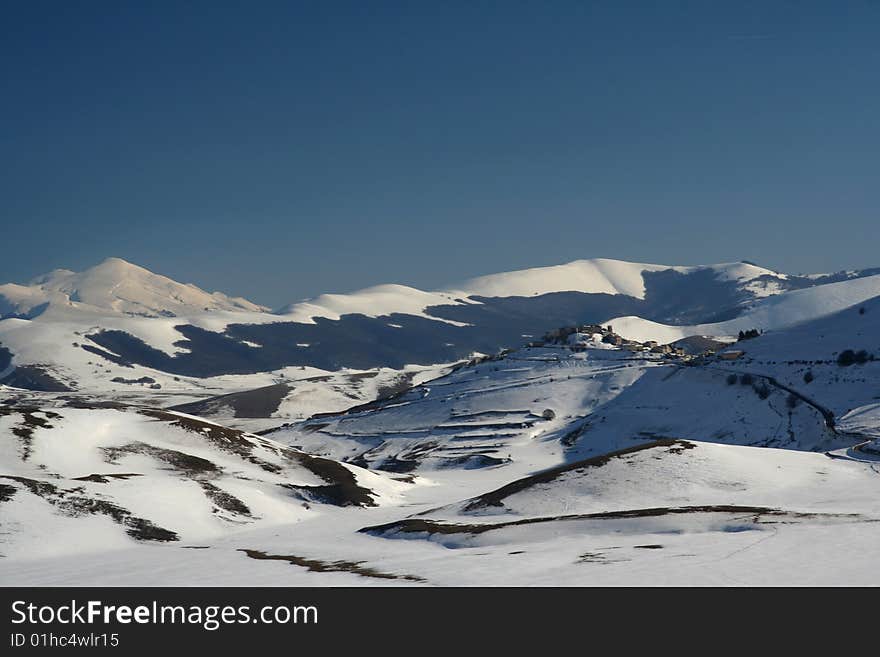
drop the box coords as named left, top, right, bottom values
left=437, top=421, right=535, bottom=431
left=0, top=406, right=62, bottom=461
left=139, top=409, right=258, bottom=456
left=461, top=439, right=696, bottom=512
left=71, top=473, right=143, bottom=483
left=0, top=475, right=178, bottom=541
left=139, top=409, right=286, bottom=473
left=59, top=398, right=129, bottom=410
left=238, top=549, right=425, bottom=582
left=0, top=483, right=16, bottom=502
left=139, top=408, right=375, bottom=507
left=2, top=402, right=377, bottom=511
left=281, top=451, right=378, bottom=507
left=449, top=409, right=533, bottom=419
left=199, top=481, right=251, bottom=516
left=363, top=505, right=865, bottom=538
left=102, top=442, right=221, bottom=476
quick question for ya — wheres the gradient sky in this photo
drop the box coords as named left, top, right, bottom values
left=2, top=1, right=879, bottom=307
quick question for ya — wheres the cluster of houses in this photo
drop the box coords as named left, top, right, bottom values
left=529, top=324, right=688, bottom=358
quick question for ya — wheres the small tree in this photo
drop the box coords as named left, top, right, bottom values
left=803, top=371, right=814, bottom=384
left=737, top=329, right=760, bottom=341
left=836, top=350, right=871, bottom=366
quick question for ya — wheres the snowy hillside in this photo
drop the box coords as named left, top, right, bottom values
left=5, top=436, right=880, bottom=585
left=703, top=293, right=880, bottom=418
left=164, top=362, right=452, bottom=433
left=5, top=256, right=878, bottom=391
left=277, top=346, right=660, bottom=473
left=354, top=439, right=880, bottom=585
left=0, top=257, right=267, bottom=318
left=0, top=399, right=408, bottom=561
left=276, top=258, right=790, bottom=321
left=276, top=284, right=470, bottom=324
left=272, top=322, right=861, bottom=475
left=607, top=273, right=880, bottom=343
left=3, top=255, right=880, bottom=586
left=451, top=258, right=786, bottom=300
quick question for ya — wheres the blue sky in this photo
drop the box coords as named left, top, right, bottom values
left=2, top=1, right=879, bottom=307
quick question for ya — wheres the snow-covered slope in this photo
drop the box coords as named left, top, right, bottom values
left=0, top=399, right=409, bottom=560
left=0, top=257, right=267, bottom=318
left=607, top=273, right=880, bottom=343
left=451, top=258, right=785, bottom=300
left=6, top=428, right=880, bottom=585
left=3, top=256, right=879, bottom=449
left=276, top=258, right=787, bottom=319
left=353, top=439, right=880, bottom=585
left=4, top=256, right=878, bottom=390
left=703, top=293, right=880, bottom=418
left=272, top=289, right=880, bottom=479
left=438, top=440, right=878, bottom=521
left=164, top=362, right=453, bottom=433
left=368, top=439, right=880, bottom=539
left=276, top=346, right=663, bottom=473
left=274, top=332, right=859, bottom=477
left=4, top=287, right=880, bottom=585
left=276, top=284, right=470, bottom=324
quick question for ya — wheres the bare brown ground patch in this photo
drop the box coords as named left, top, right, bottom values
left=238, top=549, right=425, bottom=582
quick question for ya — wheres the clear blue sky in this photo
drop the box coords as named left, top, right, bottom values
left=2, top=1, right=879, bottom=307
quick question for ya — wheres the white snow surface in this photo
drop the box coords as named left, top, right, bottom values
left=3, top=314, right=880, bottom=585
left=451, top=258, right=782, bottom=301
left=0, top=258, right=267, bottom=318
left=4, top=433, right=880, bottom=586
left=0, top=404, right=408, bottom=562
left=276, top=284, right=471, bottom=325
left=4, top=257, right=880, bottom=586
left=0, top=256, right=851, bottom=374
left=278, top=258, right=786, bottom=321
left=607, top=273, right=880, bottom=343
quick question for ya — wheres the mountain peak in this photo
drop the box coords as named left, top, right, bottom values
left=1, top=258, right=268, bottom=319
left=94, top=256, right=147, bottom=271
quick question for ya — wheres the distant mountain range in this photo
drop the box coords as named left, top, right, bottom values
left=2, top=257, right=880, bottom=391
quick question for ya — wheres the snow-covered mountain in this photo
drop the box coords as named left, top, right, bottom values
left=3, top=256, right=879, bottom=398
left=3, top=255, right=880, bottom=585
left=607, top=272, right=880, bottom=344
left=0, top=257, right=267, bottom=319
left=454, top=258, right=788, bottom=299
left=275, top=258, right=789, bottom=320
